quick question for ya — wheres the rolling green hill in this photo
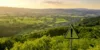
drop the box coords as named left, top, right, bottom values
left=0, top=16, right=100, bottom=50
left=0, top=16, right=81, bottom=37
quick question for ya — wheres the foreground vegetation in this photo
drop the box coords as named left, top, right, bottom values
left=0, top=16, right=100, bottom=50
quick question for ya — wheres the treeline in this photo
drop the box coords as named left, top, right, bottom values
left=79, top=16, right=100, bottom=26
left=0, top=25, right=100, bottom=50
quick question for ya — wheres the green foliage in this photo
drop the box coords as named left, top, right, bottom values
left=11, top=36, right=51, bottom=50
left=0, top=38, right=14, bottom=50
left=77, top=27, right=100, bottom=38
left=0, top=16, right=100, bottom=50
left=79, top=16, right=100, bottom=26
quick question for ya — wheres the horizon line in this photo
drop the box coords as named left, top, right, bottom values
left=0, top=6, right=100, bottom=10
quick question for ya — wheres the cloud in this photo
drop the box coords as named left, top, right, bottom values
left=44, top=1, right=63, bottom=5
left=43, top=0, right=82, bottom=5
left=82, top=0, right=100, bottom=4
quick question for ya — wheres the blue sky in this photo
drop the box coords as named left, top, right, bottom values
left=0, top=0, right=100, bottom=9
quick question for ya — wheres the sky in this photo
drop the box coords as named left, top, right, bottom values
left=0, top=0, right=100, bottom=9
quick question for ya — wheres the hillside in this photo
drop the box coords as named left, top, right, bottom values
left=0, top=6, right=100, bottom=50
left=0, top=16, right=100, bottom=50
left=79, top=16, right=100, bottom=26
left=0, top=15, right=82, bottom=37
left=0, top=7, right=100, bottom=16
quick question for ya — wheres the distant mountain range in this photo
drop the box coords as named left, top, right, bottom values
left=0, top=7, right=100, bottom=16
